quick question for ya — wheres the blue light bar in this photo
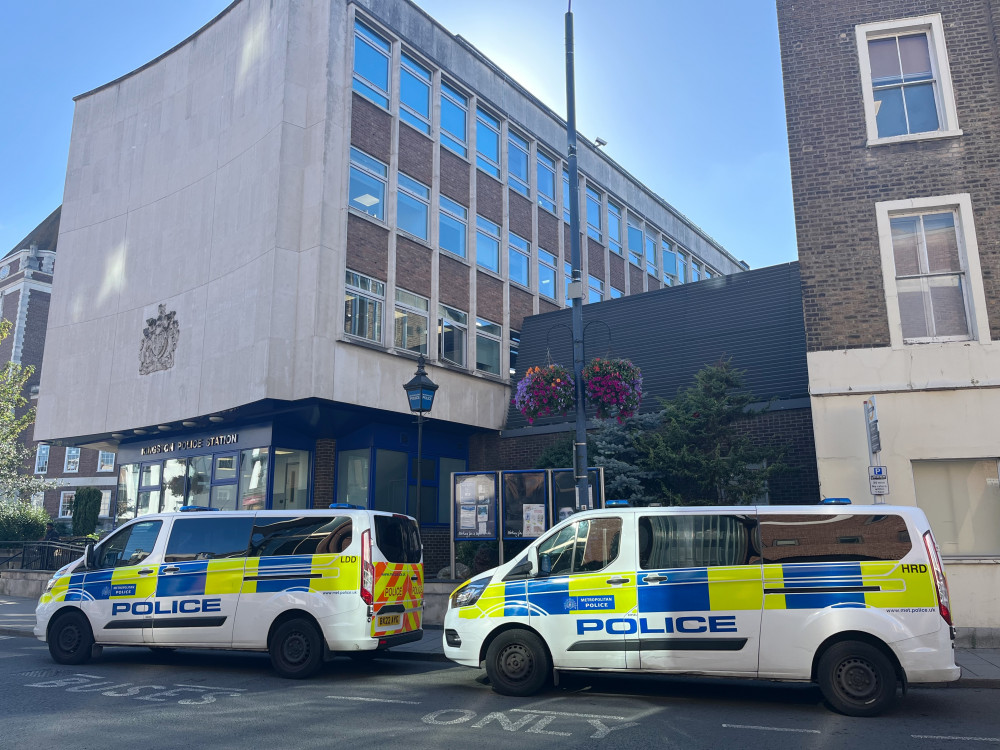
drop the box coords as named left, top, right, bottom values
left=821, top=497, right=852, bottom=505
left=179, top=505, right=220, bottom=512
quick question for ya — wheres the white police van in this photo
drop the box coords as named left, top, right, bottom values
left=36, top=507, right=423, bottom=678
left=444, top=503, right=959, bottom=716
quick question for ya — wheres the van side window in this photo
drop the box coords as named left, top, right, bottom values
left=250, top=516, right=353, bottom=557
left=638, top=515, right=751, bottom=570
left=96, top=520, right=162, bottom=569
left=756, top=514, right=912, bottom=563
left=164, top=517, right=254, bottom=563
left=374, top=515, right=422, bottom=563
left=537, top=517, right=622, bottom=576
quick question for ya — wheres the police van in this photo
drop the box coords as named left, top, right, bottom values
left=443, top=504, right=959, bottom=716
left=35, top=507, right=423, bottom=678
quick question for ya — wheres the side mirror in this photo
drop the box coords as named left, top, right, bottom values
left=84, top=543, right=96, bottom=570
left=539, top=552, right=552, bottom=576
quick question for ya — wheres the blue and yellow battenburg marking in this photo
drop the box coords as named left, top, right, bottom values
left=457, top=560, right=935, bottom=620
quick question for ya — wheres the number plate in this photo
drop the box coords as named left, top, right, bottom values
left=377, top=613, right=401, bottom=627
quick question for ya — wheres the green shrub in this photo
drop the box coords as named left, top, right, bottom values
left=0, top=501, right=50, bottom=542
left=72, top=487, right=102, bottom=536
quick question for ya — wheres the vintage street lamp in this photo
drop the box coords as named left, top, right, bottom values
left=403, top=355, right=438, bottom=518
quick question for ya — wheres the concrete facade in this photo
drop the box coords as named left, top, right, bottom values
left=777, top=0, right=1000, bottom=631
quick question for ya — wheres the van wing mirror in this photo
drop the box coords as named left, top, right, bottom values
left=539, top=552, right=552, bottom=576
left=84, top=543, right=96, bottom=570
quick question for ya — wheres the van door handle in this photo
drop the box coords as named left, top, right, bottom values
left=644, top=575, right=668, bottom=583
left=162, top=566, right=180, bottom=574
left=138, top=568, right=154, bottom=576
left=606, top=576, right=630, bottom=585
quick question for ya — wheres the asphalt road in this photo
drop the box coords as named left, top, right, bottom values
left=0, top=634, right=996, bottom=749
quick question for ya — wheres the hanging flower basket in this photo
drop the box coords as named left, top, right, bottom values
left=513, top=364, right=576, bottom=424
left=582, top=357, right=643, bottom=422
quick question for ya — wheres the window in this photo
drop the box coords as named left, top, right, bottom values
left=273, top=448, right=309, bottom=510
left=586, top=187, right=602, bottom=241
left=34, top=445, right=49, bottom=474
left=608, top=201, right=623, bottom=256
left=562, top=170, right=571, bottom=223
left=374, top=515, right=422, bottom=563
left=476, top=216, right=501, bottom=272
left=394, top=288, right=429, bottom=355
left=399, top=53, right=431, bottom=133
left=475, top=318, right=502, bottom=376
left=610, top=287, right=623, bottom=299
left=537, top=517, right=622, bottom=576
left=337, top=448, right=370, bottom=507
left=875, top=194, right=987, bottom=346
left=440, top=81, right=468, bottom=157
left=691, top=263, right=701, bottom=282
left=96, top=519, right=162, bottom=569
left=99, top=490, right=112, bottom=517
left=677, top=252, right=686, bottom=283
left=537, top=152, right=556, bottom=212
left=345, top=270, right=385, bottom=343
left=757, top=514, right=911, bottom=563
left=439, top=196, right=468, bottom=259
left=509, top=233, right=530, bottom=287
left=627, top=217, right=643, bottom=266
left=98, top=451, right=115, bottom=472
left=165, top=517, right=254, bottom=563
left=250, top=516, right=354, bottom=557
left=913, top=459, right=1000, bottom=556
left=508, top=131, right=530, bottom=196
left=662, top=238, right=677, bottom=283
left=239, top=448, right=269, bottom=510
left=64, top=447, right=81, bottom=473
left=856, top=15, right=960, bottom=144
left=439, top=305, right=468, bottom=367
left=508, top=331, right=520, bottom=377
left=476, top=108, right=501, bottom=177
left=564, top=261, right=573, bottom=306
left=30, top=493, right=43, bottom=510
left=639, top=514, right=752, bottom=569
left=397, top=173, right=429, bottom=240
left=588, top=274, right=604, bottom=304
left=59, top=491, right=75, bottom=518
left=353, top=21, right=391, bottom=108
left=645, top=233, right=658, bottom=276
left=348, top=147, right=387, bottom=220
left=538, top=249, right=557, bottom=300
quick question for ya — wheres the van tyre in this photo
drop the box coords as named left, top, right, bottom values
left=485, top=630, right=550, bottom=697
left=48, top=611, right=95, bottom=665
left=270, top=618, right=323, bottom=679
left=818, top=641, right=898, bottom=717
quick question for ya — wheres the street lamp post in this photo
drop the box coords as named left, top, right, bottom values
left=403, top=355, right=438, bottom=519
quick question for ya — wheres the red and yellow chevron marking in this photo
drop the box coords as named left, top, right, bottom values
left=371, top=562, right=423, bottom=635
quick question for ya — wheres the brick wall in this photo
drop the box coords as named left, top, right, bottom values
left=0, top=291, right=19, bottom=362
left=588, top=237, right=605, bottom=278
left=346, top=214, right=389, bottom=281
left=476, top=271, right=503, bottom=323
left=609, top=254, right=626, bottom=292
left=538, top=210, right=559, bottom=251
left=350, top=94, right=392, bottom=161
left=629, top=264, right=644, bottom=293
left=422, top=526, right=451, bottom=578
left=777, top=0, right=1000, bottom=351
left=509, top=287, right=534, bottom=330
left=398, top=124, right=433, bottom=185
left=396, top=237, right=432, bottom=297
left=313, top=438, right=337, bottom=507
left=439, top=255, right=469, bottom=310
left=734, top=407, right=820, bottom=505
left=509, top=192, right=533, bottom=239
left=476, top=171, right=503, bottom=225
left=439, top=149, right=470, bottom=204
left=22, top=289, right=50, bottom=388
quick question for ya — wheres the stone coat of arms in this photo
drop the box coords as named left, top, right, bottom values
left=139, top=304, right=180, bottom=375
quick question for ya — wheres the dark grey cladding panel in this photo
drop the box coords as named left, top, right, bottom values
left=507, top=262, right=807, bottom=429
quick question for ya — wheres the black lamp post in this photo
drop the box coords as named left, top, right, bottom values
left=403, top=355, right=438, bottom=518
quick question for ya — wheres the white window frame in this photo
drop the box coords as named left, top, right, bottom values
left=440, top=81, right=469, bottom=158
left=508, top=232, right=530, bottom=288
left=59, top=491, right=75, bottom=519
left=475, top=216, right=501, bottom=273
left=476, top=108, right=501, bottom=178
left=439, top=305, right=468, bottom=367
left=348, top=147, right=388, bottom=221
left=508, top=330, right=520, bottom=378
left=352, top=20, right=392, bottom=109
left=396, top=172, right=430, bottom=241
left=344, top=269, right=386, bottom=344
left=64, top=447, right=81, bottom=473
left=30, top=492, right=44, bottom=510
left=35, top=444, right=49, bottom=474
left=98, top=451, right=115, bottom=473
left=588, top=274, right=604, bottom=304
left=507, top=131, right=530, bottom=197
left=536, top=152, right=557, bottom=213
left=100, top=490, right=112, bottom=518
left=394, top=288, right=430, bottom=355
left=439, top=196, right=468, bottom=259
left=399, top=52, right=432, bottom=134
left=538, top=249, right=558, bottom=301
left=586, top=186, right=602, bottom=241
left=475, top=318, right=503, bottom=376
left=627, top=217, right=643, bottom=267
left=856, top=14, right=961, bottom=146
left=608, top=201, right=623, bottom=256
left=875, top=193, right=989, bottom=348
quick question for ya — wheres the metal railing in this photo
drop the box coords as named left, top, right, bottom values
left=0, top=541, right=85, bottom=572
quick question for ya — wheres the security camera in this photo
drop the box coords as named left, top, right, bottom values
left=594, top=137, right=608, bottom=148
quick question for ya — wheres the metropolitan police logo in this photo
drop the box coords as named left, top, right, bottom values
left=101, top=585, right=112, bottom=598
left=139, top=304, right=180, bottom=375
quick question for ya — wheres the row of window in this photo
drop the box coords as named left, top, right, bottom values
left=55, top=490, right=113, bottom=519
left=350, top=18, right=718, bottom=291
left=345, top=270, right=517, bottom=376
left=34, top=446, right=115, bottom=475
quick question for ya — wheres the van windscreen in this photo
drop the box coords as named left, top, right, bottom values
left=374, top=516, right=422, bottom=563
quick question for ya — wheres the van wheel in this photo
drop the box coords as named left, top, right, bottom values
left=269, top=618, right=323, bottom=679
left=48, top=612, right=95, bottom=665
left=485, top=630, right=550, bottom=696
left=818, top=641, right=897, bottom=717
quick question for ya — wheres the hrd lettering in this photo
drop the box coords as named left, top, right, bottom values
left=899, top=564, right=928, bottom=574
left=112, top=598, right=222, bottom=616
left=576, top=615, right=738, bottom=635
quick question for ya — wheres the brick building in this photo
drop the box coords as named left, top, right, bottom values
left=777, top=0, right=1000, bottom=638
left=36, top=0, right=749, bottom=575
left=2, top=208, right=118, bottom=529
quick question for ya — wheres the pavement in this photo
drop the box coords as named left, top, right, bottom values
left=3, top=594, right=998, bottom=687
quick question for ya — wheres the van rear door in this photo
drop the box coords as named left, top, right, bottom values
left=370, top=514, right=423, bottom=638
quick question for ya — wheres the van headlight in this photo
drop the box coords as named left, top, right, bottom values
left=451, top=577, right=489, bottom=608
left=44, top=577, right=56, bottom=593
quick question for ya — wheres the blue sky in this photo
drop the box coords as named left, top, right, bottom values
left=0, top=0, right=795, bottom=269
